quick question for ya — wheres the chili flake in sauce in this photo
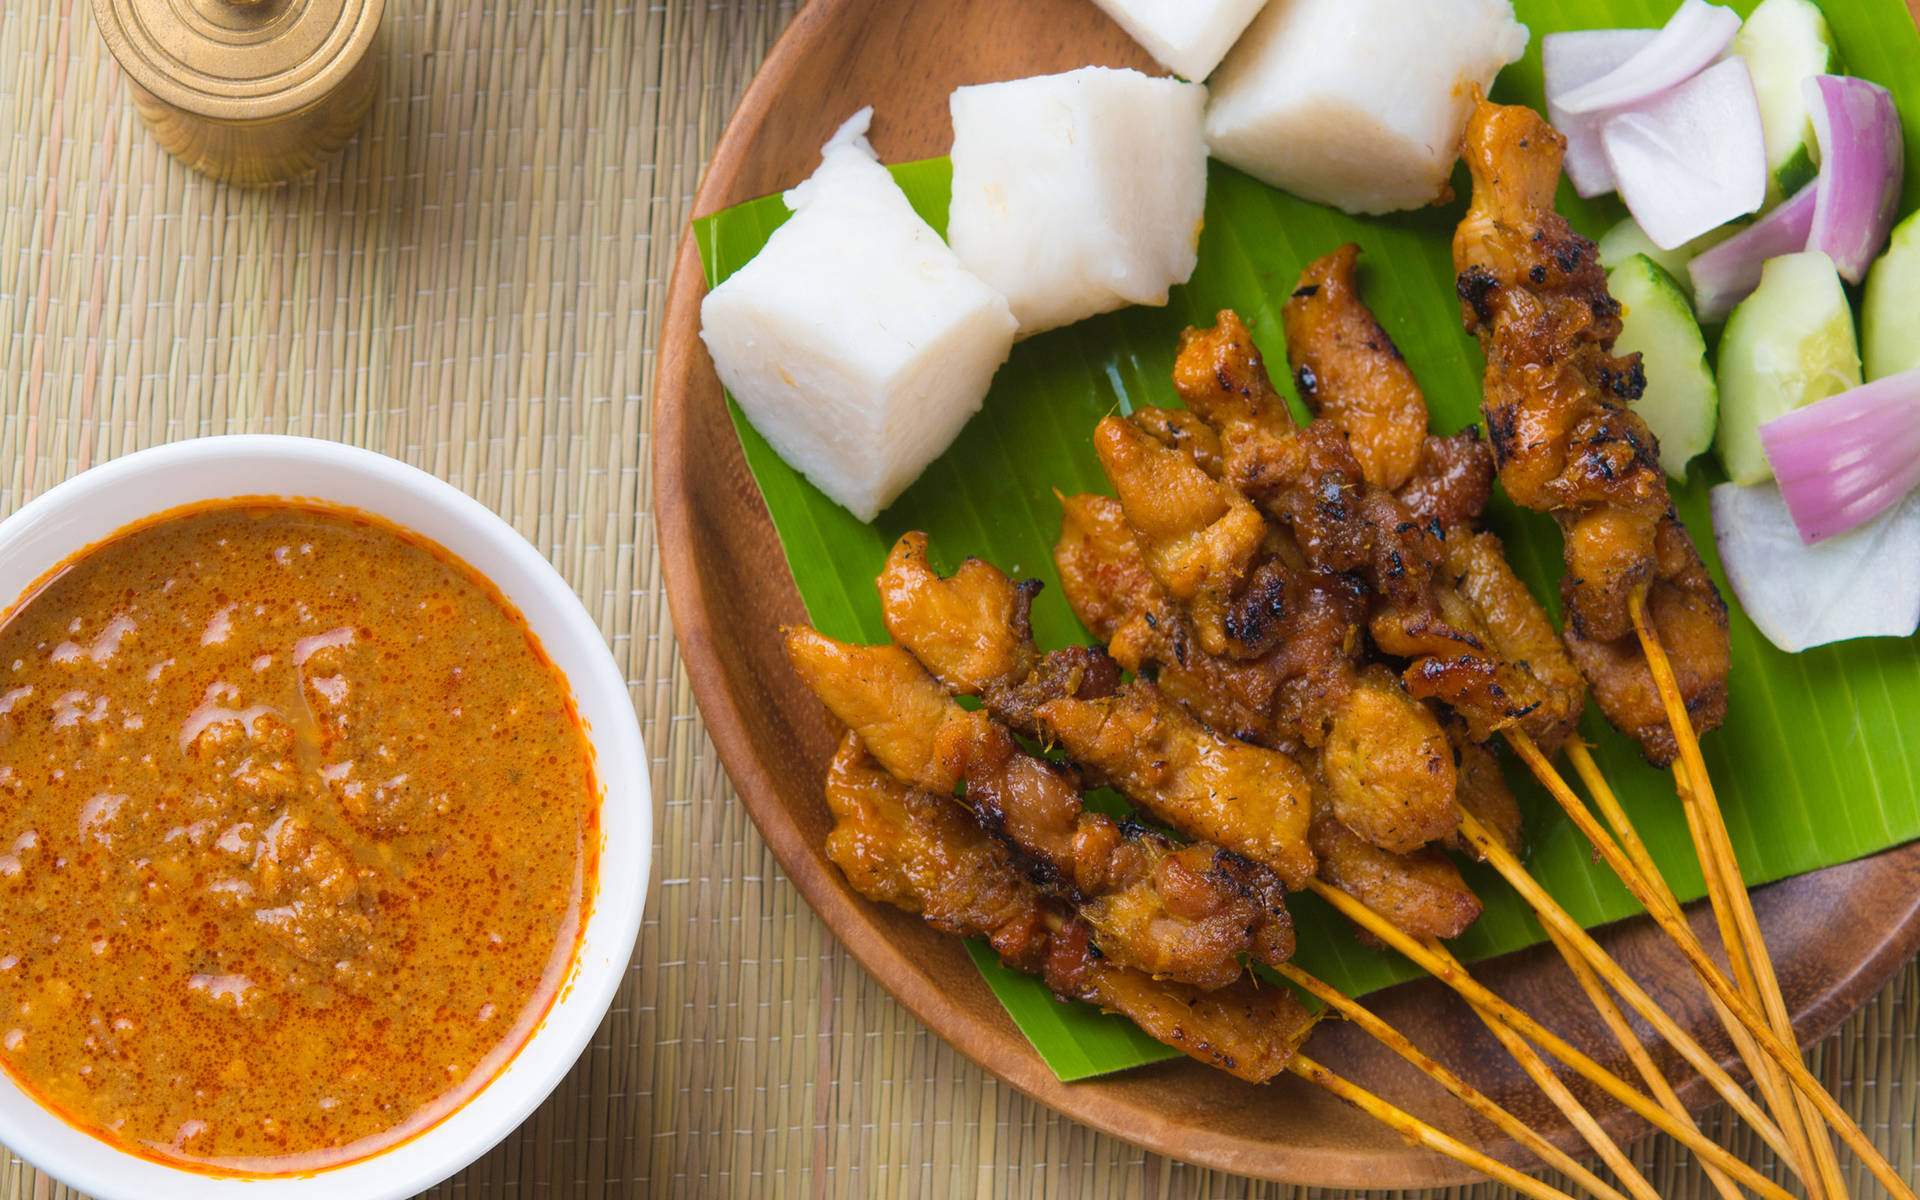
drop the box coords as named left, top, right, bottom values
left=0, top=502, right=597, bottom=1172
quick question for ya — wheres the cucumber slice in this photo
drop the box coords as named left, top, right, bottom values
left=1609, top=254, right=1716, bottom=480
left=1597, top=218, right=1735, bottom=301
left=1714, top=251, right=1861, bottom=486
left=1862, top=209, right=1920, bottom=381
left=1732, top=0, right=1841, bottom=204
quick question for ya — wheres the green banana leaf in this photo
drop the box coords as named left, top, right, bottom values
left=692, top=0, right=1920, bottom=1081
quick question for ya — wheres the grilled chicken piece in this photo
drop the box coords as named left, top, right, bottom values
left=877, top=530, right=1038, bottom=697
left=1440, top=715, right=1525, bottom=861
left=1130, top=405, right=1225, bottom=479
left=1173, top=312, right=1544, bottom=742
left=1310, top=810, right=1484, bottom=941
left=1397, top=430, right=1496, bottom=532
left=788, top=629, right=1295, bottom=988
left=876, top=528, right=1321, bottom=890
left=1092, top=413, right=1282, bottom=660
left=1321, top=665, right=1458, bottom=855
left=826, top=732, right=1049, bottom=963
left=825, top=733, right=1312, bottom=1081
left=1283, top=243, right=1430, bottom=492
left=1278, top=245, right=1583, bottom=751
left=1034, top=680, right=1318, bottom=890
left=1047, top=486, right=1489, bottom=939
left=1055, top=492, right=1359, bottom=750
left=1055, top=496, right=1482, bottom=878
left=1564, top=519, right=1733, bottom=762
left=1453, top=97, right=1729, bottom=764
left=1439, top=531, right=1586, bottom=752
left=877, top=530, right=1122, bottom=738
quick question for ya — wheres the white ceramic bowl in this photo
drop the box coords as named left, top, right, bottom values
left=0, top=435, right=651, bottom=1199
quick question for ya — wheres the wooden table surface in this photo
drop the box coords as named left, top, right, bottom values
left=0, top=0, right=1914, bottom=1196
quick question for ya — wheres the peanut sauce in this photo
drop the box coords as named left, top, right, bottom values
left=0, top=501, right=597, bottom=1173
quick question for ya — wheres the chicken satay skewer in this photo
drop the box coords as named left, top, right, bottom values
left=1052, top=456, right=1781, bottom=1182
left=857, top=544, right=1725, bottom=1195
left=1289, top=1055, right=1595, bottom=1200
left=1304, top=876, right=1798, bottom=1200
left=825, top=717, right=1609, bottom=1199
left=1633, top=596, right=1854, bottom=1200
left=1028, top=651, right=1758, bottom=1195
left=1041, top=487, right=1799, bottom=1190
left=1450, top=92, right=1846, bottom=1198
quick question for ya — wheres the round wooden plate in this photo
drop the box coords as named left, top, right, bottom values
left=652, top=0, right=1920, bottom=1187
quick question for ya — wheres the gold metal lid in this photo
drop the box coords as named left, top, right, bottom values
left=92, top=0, right=383, bottom=123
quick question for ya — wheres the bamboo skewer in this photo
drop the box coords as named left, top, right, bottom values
left=1566, top=743, right=1800, bottom=1192
left=1449, top=806, right=1796, bottom=1164
left=1674, top=758, right=1841, bottom=1200
left=1288, top=1054, right=1593, bottom=1200
left=1455, top=791, right=1914, bottom=1200
left=1632, top=588, right=1851, bottom=1200
left=1419, top=938, right=1664, bottom=1200
left=1538, top=921, right=1746, bottom=1200
left=1277, top=963, right=1637, bottom=1200
left=1303, top=876, right=1798, bottom=1200
left=1509, top=734, right=1827, bottom=1195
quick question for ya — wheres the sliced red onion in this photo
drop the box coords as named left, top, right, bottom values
left=1759, top=365, right=1920, bottom=543
left=1555, top=0, right=1741, bottom=116
left=1711, top=481, right=1920, bottom=653
left=1687, top=181, right=1817, bottom=321
left=1804, top=74, right=1905, bottom=283
left=1543, top=28, right=1657, bottom=198
left=1603, top=56, right=1768, bottom=251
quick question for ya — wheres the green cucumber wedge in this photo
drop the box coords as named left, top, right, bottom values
left=1863, top=209, right=1920, bottom=381
left=1715, top=251, right=1862, bottom=485
left=1609, top=254, right=1716, bottom=480
left=1734, top=0, right=1842, bottom=203
left=1597, top=218, right=1736, bottom=302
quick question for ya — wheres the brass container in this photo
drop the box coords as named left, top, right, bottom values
left=92, top=0, right=384, bottom=186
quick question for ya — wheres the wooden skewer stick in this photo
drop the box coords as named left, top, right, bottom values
left=1537, top=920, right=1744, bottom=1200
left=1631, top=593, right=1860, bottom=1200
left=1564, top=742, right=1798, bottom=1200
left=1289, top=1053, right=1593, bottom=1200
left=1276, top=963, right=1635, bottom=1200
left=1502, top=735, right=1817, bottom=1156
left=1449, top=797, right=1799, bottom=1167
left=1303, top=876, right=1796, bottom=1200
left=1419, top=938, right=1662, bottom=1200
left=1675, top=758, right=1843, bottom=1200
left=1515, top=736, right=1826, bottom=1198
left=1455, top=795, right=1912, bottom=1200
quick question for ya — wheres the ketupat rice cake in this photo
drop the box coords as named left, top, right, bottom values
left=700, top=110, right=1017, bottom=523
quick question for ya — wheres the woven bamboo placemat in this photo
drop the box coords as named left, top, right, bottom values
left=0, top=0, right=1913, bottom=1195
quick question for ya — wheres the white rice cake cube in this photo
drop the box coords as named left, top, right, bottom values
left=948, top=67, right=1209, bottom=336
left=1089, top=0, right=1272, bottom=82
left=699, top=110, right=1017, bottom=523
left=1205, top=0, right=1529, bottom=214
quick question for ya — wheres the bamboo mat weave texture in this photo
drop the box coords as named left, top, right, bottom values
left=0, top=0, right=1914, bottom=1195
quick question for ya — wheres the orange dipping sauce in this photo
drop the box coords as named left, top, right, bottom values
left=0, top=502, right=597, bottom=1173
